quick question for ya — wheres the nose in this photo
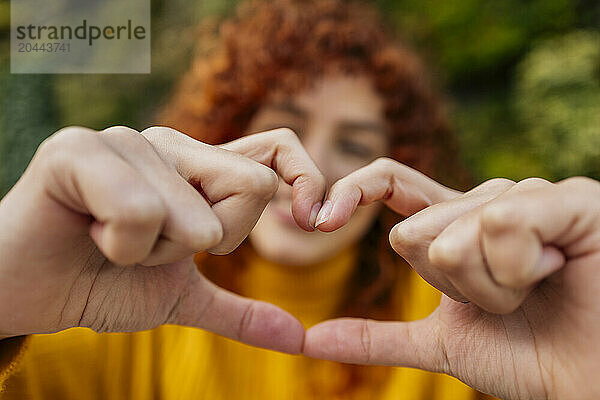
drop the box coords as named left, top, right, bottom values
left=301, top=133, right=333, bottom=186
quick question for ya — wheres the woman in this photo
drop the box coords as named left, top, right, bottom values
left=1, top=0, right=489, bottom=398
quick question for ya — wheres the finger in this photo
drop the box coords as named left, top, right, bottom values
left=166, top=259, right=305, bottom=354
left=203, top=167, right=278, bottom=255
left=142, top=126, right=279, bottom=254
left=304, top=314, right=445, bottom=371
left=388, top=178, right=516, bottom=301
left=478, top=177, right=598, bottom=289
left=100, top=126, right=223, bottom=264
left=314, top=157, right=462, bottom=232
left=428, top=178, right=562, bottom=312
left=428, top=200, right=534, bottom=313
left=40, top=127, right=166, bottom=265
left=220, top=128, right=327, bottom=231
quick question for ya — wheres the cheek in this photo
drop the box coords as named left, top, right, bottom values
left=323, top=156, right=373, bottom=184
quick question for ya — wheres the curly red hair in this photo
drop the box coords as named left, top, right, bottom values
left=159, top=0, right=456, bottom=173
left=158, top=0, right=466, bottom=395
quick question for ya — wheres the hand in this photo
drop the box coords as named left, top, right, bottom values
left=306, top=157, right=600, bottom=399
left=0, top=126, right=325, bottom=354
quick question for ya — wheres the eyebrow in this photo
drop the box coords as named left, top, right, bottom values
left=264, top=101, right=388, bottom=137
left=263, top=101, right=307, bottom=118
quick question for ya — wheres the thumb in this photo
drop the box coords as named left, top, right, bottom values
left=166, top=259, right=305, bottom=354
left=303, top=311, right=447, bottom=372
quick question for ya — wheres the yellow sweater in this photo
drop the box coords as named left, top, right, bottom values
left=0, top=249, right=494, bottom=399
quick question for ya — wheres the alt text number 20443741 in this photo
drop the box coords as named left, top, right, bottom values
left=17, top=42, right=71, bottom=53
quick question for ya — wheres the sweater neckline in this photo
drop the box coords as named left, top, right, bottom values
left=241, top=246, right=357, bottom=328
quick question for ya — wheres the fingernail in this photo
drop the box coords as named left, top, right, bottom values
left=315, top=200, right=333, bottom=228
left=309, top=202, right=321, bottom=229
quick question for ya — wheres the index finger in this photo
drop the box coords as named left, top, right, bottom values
left=304, top=314, right=445, bottom=371
left=220, top=128, right=327, bottom=231
left=315, top=157, right=461, bottom=232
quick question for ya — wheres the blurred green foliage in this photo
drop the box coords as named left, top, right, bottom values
left=515, top=30, right=600, bottom=180
left=1, top=0, right=599, bottom=195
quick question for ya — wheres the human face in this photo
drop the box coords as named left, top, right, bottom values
left=247, top=74, right=390, bottom=266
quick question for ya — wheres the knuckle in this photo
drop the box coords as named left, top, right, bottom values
left=237, top=301, right=256, bottom=341
left=477, top=178, right=515, bottom=193
left=371, top=156, right=397, bottom=170
left=272, top=127, right=299, bottom=142
left=113, top=190, right=167, bottom=228
left=35, top=126, right=97, bottom=169
left=53, top=125, right=94, bottom=139
left=480, top=202, right=517, bottom=236
left=359, top=320, right=373, bottom=364
left=102, top=125, right=139, bottom=136
left=241, top=163, right=279, bottom=200
left=40, top=126, right=91, bottom=152
left=140, top=125, right=176, bottom=141
left=515, top=177, right=551, bottom=188
left=428, top=238, right=465, bottom=273
left=102, top=126, right=150, bottom=148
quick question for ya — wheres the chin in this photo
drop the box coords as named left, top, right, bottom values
left=249, top=212, right=341, bottom=267
left=249, top=232, right=337, bottom=267
left=249, top=202, right=379, bottom=267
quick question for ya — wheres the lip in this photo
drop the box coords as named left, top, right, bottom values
left=268, top=202, right=299, bottom=229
